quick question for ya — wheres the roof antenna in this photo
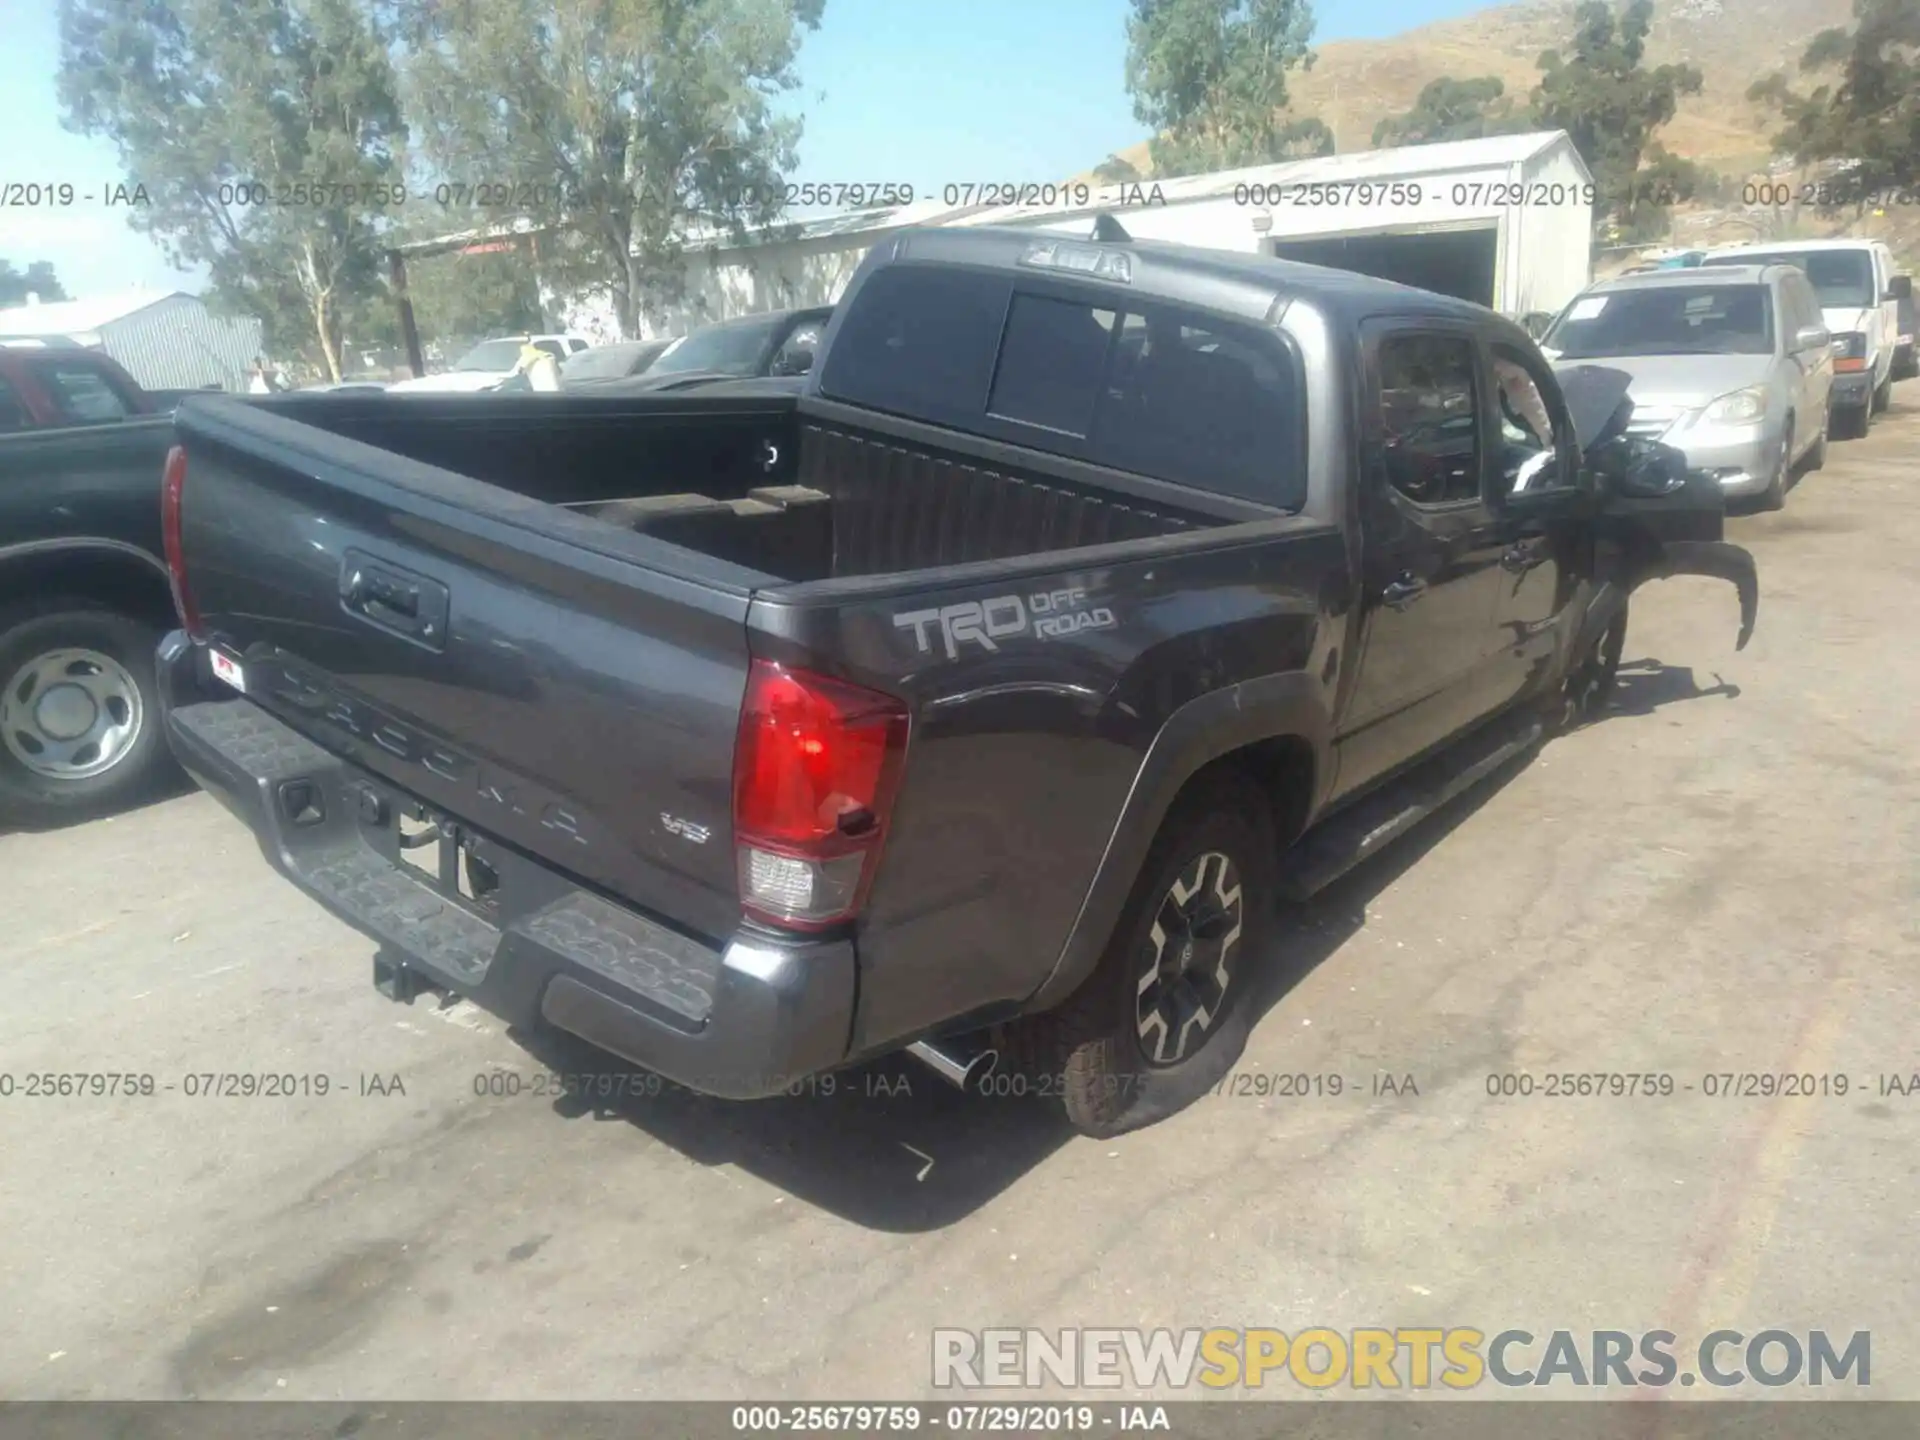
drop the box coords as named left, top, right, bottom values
left=1091, top=212, right=1132, bottom=243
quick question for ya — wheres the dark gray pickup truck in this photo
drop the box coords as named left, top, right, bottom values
left=157, top=225, right=1758, bottom=1136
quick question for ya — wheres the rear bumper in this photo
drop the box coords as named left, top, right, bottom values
left=156, top=633, right=854, bottom=1099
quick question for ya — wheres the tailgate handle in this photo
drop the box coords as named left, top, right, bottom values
left=340, top=549, right=449, bottom=651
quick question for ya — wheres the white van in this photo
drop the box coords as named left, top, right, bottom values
left=1700, top=238, right=1911, bottom=439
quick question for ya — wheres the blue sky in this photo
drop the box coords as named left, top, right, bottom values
left=0, top=0, right=1494, bottom=299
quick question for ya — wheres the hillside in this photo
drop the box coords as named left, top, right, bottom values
left=1095, top=0, right=1854, bottom=179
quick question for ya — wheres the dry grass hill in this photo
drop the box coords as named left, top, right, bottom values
left=1095, top=0, right=1855, bottom=180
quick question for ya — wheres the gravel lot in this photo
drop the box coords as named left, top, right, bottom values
left=4, top=386, right=1917, bottom=1401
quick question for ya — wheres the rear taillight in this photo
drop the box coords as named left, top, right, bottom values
left=161, top=444, right=204, bottom=640
left=732, top=659, right=910, bottom=931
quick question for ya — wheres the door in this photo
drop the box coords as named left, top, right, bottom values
left=1485, top=339, right=1584, bottom=705
left=1774, top=268, right=1835, bottom=439
left=1336, top=324, right=1513, bottom=799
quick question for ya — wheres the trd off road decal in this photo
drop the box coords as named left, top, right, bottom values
left=893, top=588, right=1117, bottom=660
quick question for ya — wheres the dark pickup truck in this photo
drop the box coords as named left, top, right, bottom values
left=0, top=342, right=211, bottom=824
left=157, top=226, right=1758, bottom=1136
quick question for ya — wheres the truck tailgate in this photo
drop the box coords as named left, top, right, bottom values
left=169, top=397, right=754, bottom=945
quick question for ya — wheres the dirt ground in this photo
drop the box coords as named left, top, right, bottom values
left=3, top=385, right=1917, bottom=1402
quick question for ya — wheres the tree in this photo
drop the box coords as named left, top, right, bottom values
left=0, top=260, right=70, bottom=307
left=1749, top=0, right=1920, bottom=203
left=1093, top=154, right=1143, bottom=183
left=393, top=0, right=825, bottom=339
left=57, top=0, right=406, bottom=380
left=1531, top=0, right=1704, bottom=240
left=1124, top=0, right=1333, bottom=178
left=1373, top=77, right=1525, bottom=148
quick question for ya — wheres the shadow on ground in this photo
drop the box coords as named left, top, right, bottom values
left=0, top=765, right=196, bottom=840
left=1606, top=657, right=1740, bottom=718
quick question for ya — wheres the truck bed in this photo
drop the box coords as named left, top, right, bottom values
left=261, top=390, right=1249, bottom=583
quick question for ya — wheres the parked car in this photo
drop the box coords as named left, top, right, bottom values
left=559, top=338, right=679, bottom=387
left=300, top=381, right=391, bottom=395
left=1540, top=264, right=1834, bottom=511
left=155, top=225, right=1757, bottom=1137
left=1700, top=239, right=1910, bottom=439
left=0, top=342, right=212, bottom=823
left=386, top=334, right=591, bottom=394
left=604, top=307, right=832, bottom=392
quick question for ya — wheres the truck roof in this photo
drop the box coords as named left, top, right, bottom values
left=881, top=223, right=1525, bottom=338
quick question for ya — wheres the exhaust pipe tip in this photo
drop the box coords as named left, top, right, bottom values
left=906, top=1038, right=999, bottom=1092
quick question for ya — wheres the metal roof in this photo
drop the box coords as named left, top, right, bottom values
left=0, top=289, right=187, bottom=337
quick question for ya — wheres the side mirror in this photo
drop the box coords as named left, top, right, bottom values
left=1888, top=274, right=1913, bottom=302
left=774, top=346, right=816, bottom=377
left=1794, top=323, right=1832, bottom=352
left=1587, top=432, right=1689, bottom=498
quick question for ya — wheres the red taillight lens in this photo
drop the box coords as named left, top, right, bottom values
left=732, top=660, right=909, bottom=930
left=161, top=444, right=204, bottom=640
left=1834, top=357, right=1868, bottom=373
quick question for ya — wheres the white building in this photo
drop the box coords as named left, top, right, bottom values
left=623, top=130, right=1595, bottom=337
left=0, top=289, right=265, bottom=392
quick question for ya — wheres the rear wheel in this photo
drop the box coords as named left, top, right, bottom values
left=1016, top=775, right=1275, bottom=1138
left=1832, top=402, right=1870, bottom=441
left=0, top=602, right=173, bottom=827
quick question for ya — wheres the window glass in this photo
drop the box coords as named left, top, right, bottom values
left=1376, top=334, right=1481, bottom=506
left=1545, top=285, right=1773, bottom=359
left=533, top=340, right=566, bottom=361
left=1093, top=311, right=1303, bottom=506
left=1702, top=250, right=1874, bottom=309
left=987, top=294, right=1116, bottom=436
left=38, top=364, right=133, bottom=423
left=818, top=265, right=1009, bottom=422
left=0, top=377, right=28, bottom=431
left=1492, top=347, right=1572, bottom=493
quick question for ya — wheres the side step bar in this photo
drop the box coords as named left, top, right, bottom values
left=1278, top=712, right=1546, bottom=902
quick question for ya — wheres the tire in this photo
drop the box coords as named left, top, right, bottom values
left=1872, top=372, right=1893, bottom=415
left=1014, top=774, right=1276, bottom=1138
left=1831, top=402, right=1870, bottom=441
left=0, top=601, right=173, bottom=827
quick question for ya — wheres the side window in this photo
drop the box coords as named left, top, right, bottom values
left=534, top=340, right=566, bottom=361
left=817, top=264, right=1011, bottom=425
left=1492, top=345, right=1573, bottom=494
left=987, top=293, right=1116, bottom=436
left=0, top=377, right=29, bottom=431
left=37, top=363, right=133, bottom=424
left=1092, top=310, right=1304, bottom=506
left=1376, top=334, right=1482, bottom=506
left=567, top=337, right=589, bottom=354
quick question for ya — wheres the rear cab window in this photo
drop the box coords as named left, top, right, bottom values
left=31, top=361, right=137, bottom=424
left=818, top=264, right=1308, bottom=509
